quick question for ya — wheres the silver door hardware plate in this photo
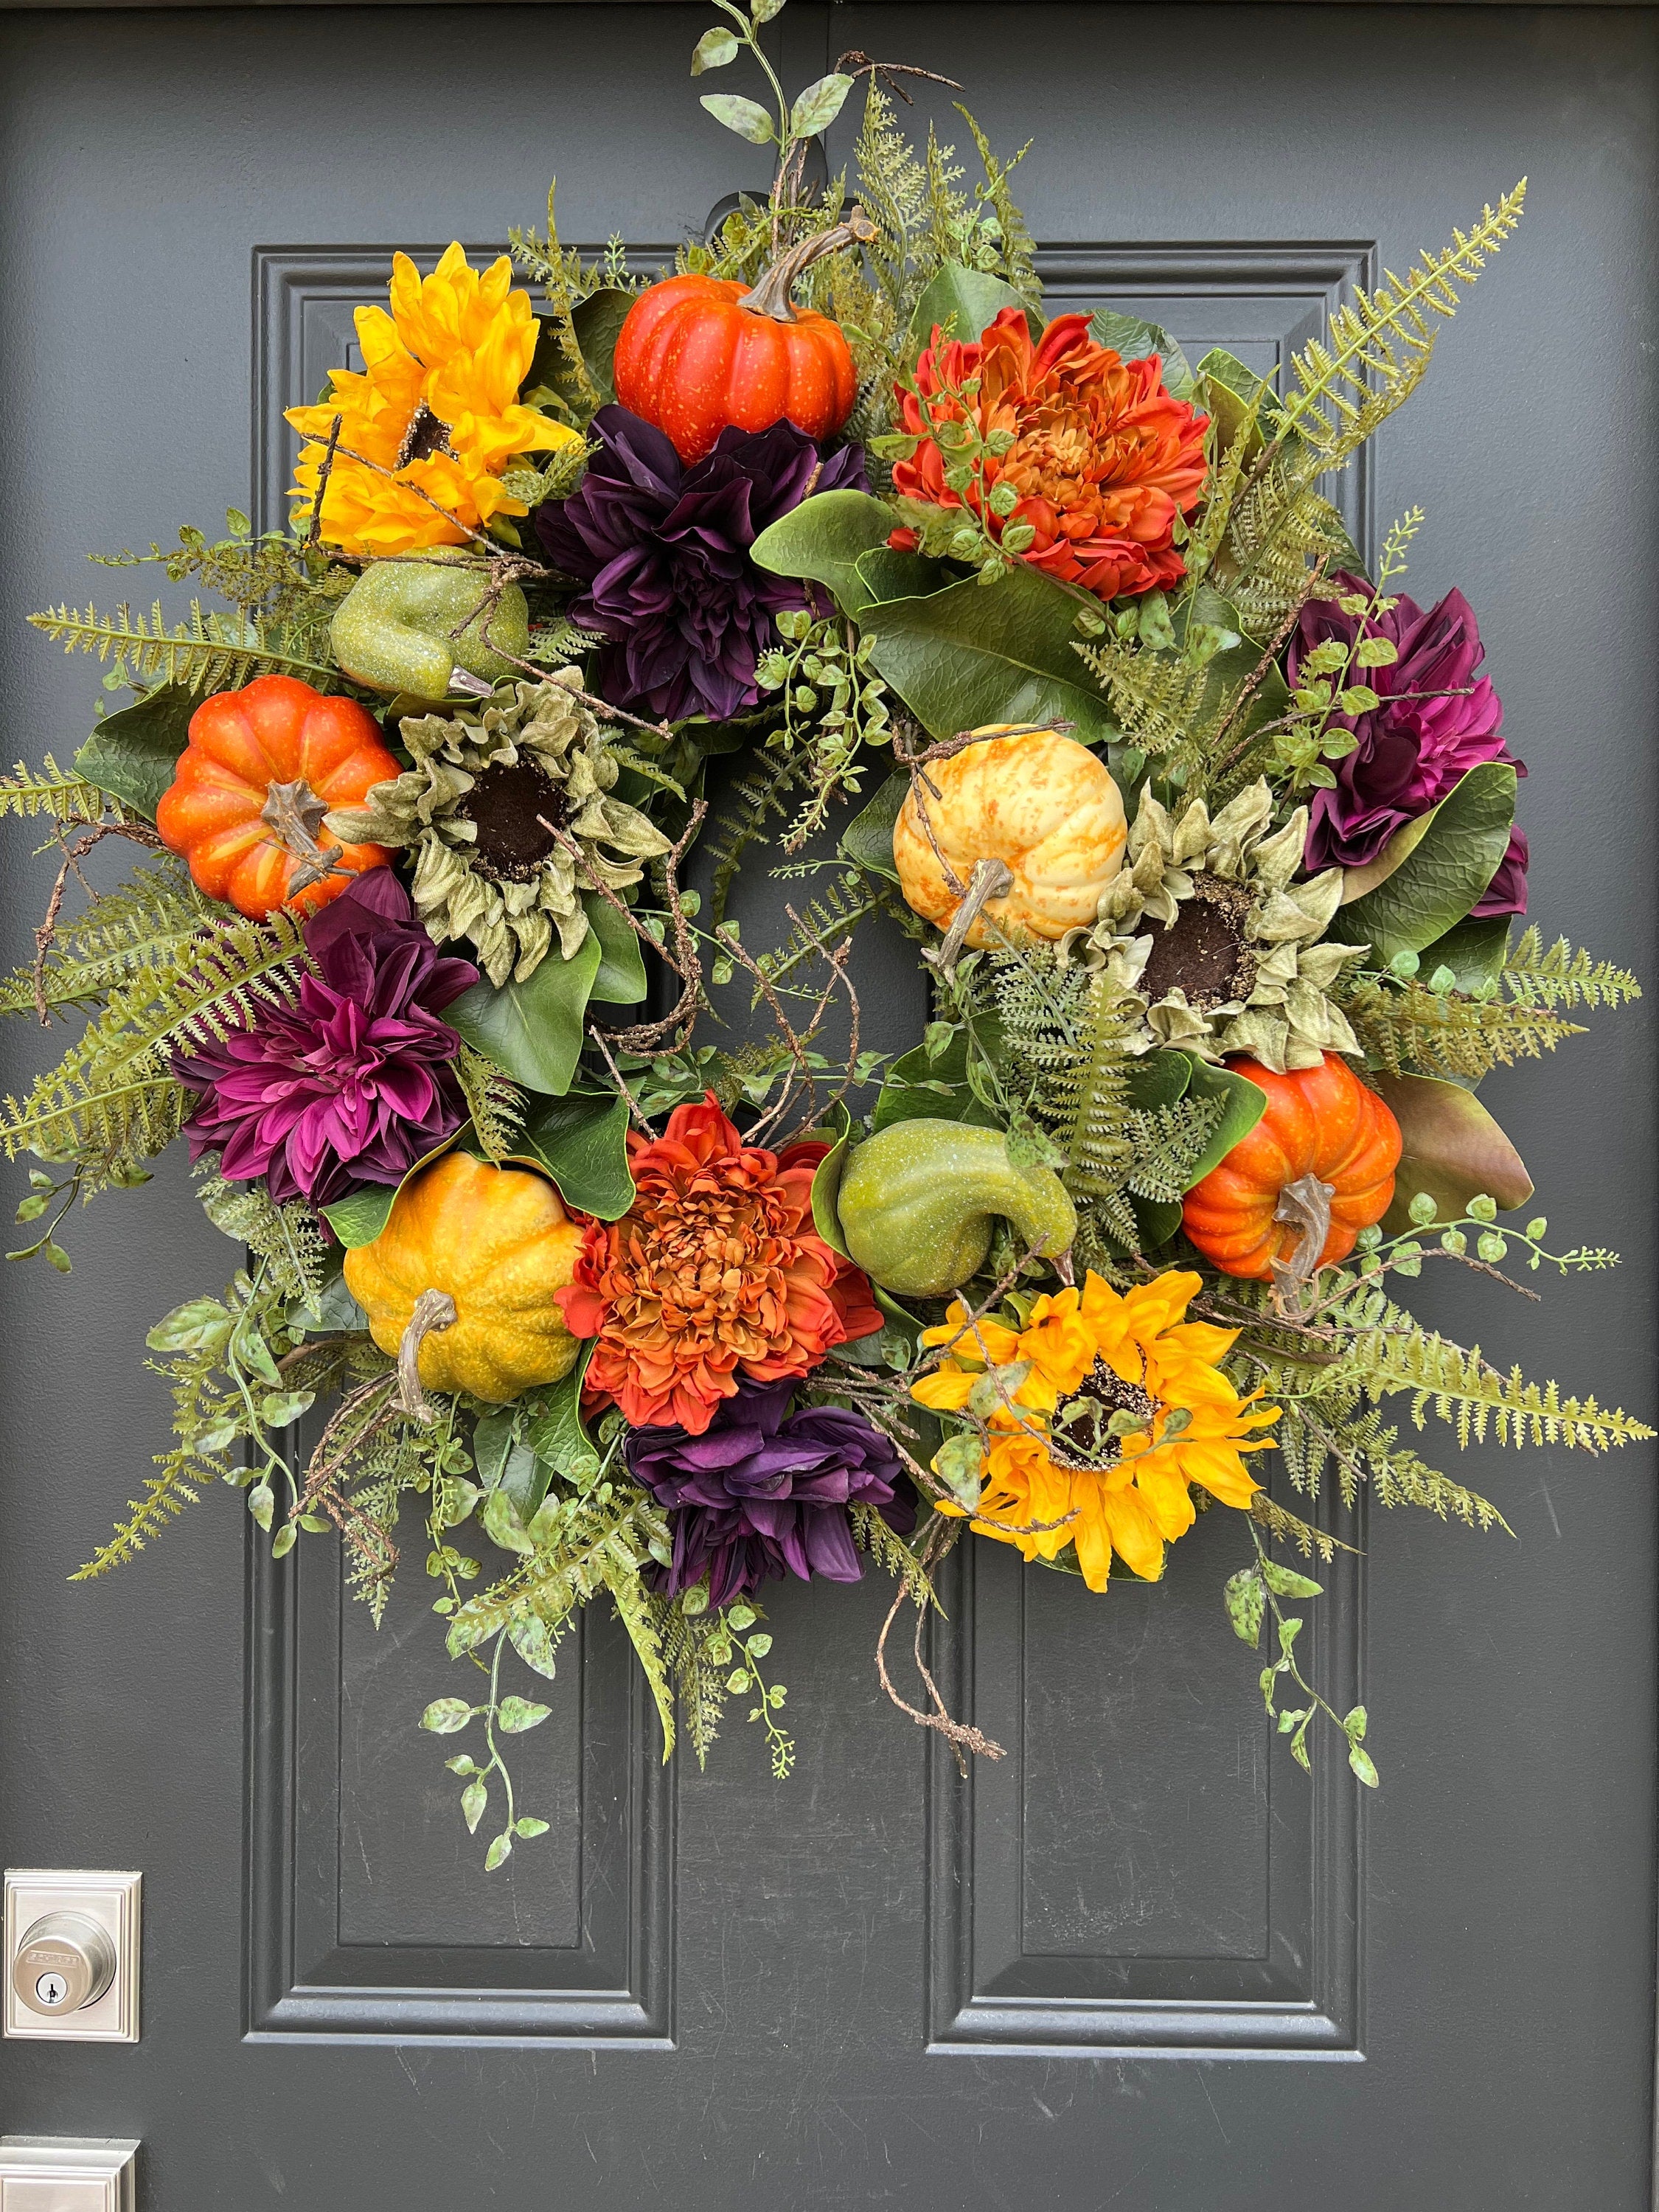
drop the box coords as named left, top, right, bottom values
left=0, top=2138, right=138, bottom=2211
left=3, top=1874, right=139, bottom=2042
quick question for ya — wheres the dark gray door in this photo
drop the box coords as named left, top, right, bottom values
left=1, top=4, right=1654, bottom=2205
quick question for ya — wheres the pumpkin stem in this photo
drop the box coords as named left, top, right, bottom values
left=738, top=207, right=877, bottom=323
left=396, top=1287, right=458, bottom=1421
left=1270, top=1172, right=1335, bottom=1311
left=260, top=776, right=349, bottom=894
left=927, top=855, right=1014, bottom=975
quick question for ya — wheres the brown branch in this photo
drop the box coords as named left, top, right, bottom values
left=33, top=820, right=164, bottom=1025
left=875, top=1517, right=1005, bottom=1773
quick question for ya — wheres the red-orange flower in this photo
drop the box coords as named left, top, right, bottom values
left=557, top=1096, right=881, bottom=1435
left=890, top=308, right=1209, bottom=602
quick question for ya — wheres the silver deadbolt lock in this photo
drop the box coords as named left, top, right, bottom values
left=11, top=1912, right=116, bottom=2016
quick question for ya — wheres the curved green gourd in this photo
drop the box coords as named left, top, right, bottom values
left=835, top=1120, right=1077, bottom=1298
left=330, top=554, right=531, bottom=700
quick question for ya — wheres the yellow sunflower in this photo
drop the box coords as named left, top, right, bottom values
left=285, top=242, right=581, bottom=557
left=911, top=1270, right=1279, bottom=1591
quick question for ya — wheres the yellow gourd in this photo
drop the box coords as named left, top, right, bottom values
left=892, top=724, right=1127, bottom=947
left=344, top=1152, right=583, bottom=1403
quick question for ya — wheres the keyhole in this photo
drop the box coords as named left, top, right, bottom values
left=34, top=1971, right=67, bottom=2006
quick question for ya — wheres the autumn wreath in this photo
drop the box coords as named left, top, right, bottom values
left=4, top=6, right=1647, bottom=1860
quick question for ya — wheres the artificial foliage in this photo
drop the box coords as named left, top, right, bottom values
left=3, top=10, right=1649, bottom=1865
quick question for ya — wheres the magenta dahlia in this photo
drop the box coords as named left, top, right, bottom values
left=175, top=869, right=478, bottom=1206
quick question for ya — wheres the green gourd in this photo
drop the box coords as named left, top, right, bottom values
left=330, top=553, right=531, bottom=700
left=835, top=1120, right=1077, bottom=1298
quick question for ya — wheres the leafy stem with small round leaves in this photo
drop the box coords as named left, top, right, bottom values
left=705, top=1601, right=794, bottom=1778
left=419, top=1627, right=553, bottom=1871
left=1224, top=1522, right=1377, bottom=1786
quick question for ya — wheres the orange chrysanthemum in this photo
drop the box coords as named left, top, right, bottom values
left=285, top=242, right=580, bottom=557
left=911, top=1270, right=1278, bottom=1590
left=890, top=307, right=1209, bottom=602
left=557, top=1096, right=882, bottom=1436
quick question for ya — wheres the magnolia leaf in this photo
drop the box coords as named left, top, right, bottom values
left=1331, top=762, right=1517, bottom=959
left=1373, top=1070, right=1534, bottom=1233
left=853, top=546, right=952, bottom=607
left=790, top=72, right=853, bottom=139
left=807, top=1098, right=853, bottom=1256
left=445, top=929, right=602, bottom=1096
left=584, top=893, right=648, bottom=1004
left=1413, top=914, right=1511, bottom=994
left=751, top=489, right=897, bottom=616
left=907, top=262, right=1037, bottom=359
left=75, top=682, right=195, bottom=819
left=873, top=1028, right=1002, bottom=1133
left=840, top=769, right=907, bottom=883
left=1169, top=1054, right=1268, bottom=1189
left=522, top=1349, right=601, bottom=1484
left=1089, top=308, right=1194, bottom=400
left=320, top=1130, right=462, bottom=1249
left=700, top=91, right=776, bottom=144
left=691, top=24, right=739, bottom=72
left=514, top=1091, right=634, bottom=1218
left=859, top=563, right=1121, bottom=748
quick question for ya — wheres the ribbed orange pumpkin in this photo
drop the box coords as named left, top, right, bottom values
left=344, top=1153, right=585, bottom=1404
left=612, top=220, right=865, bottom=464
left=1182, top=1053, right=1402, bottom=1280
left=156, top=675, right=400, bottom=919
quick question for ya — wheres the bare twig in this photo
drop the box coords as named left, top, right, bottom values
left=33, top=820, right=164, bottom=1024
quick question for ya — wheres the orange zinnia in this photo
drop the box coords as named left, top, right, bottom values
left=891, top=307, right=1209, bottom=602
left=557, top=1096, right=881, bottom=1435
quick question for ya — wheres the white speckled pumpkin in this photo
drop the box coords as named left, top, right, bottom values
left=892, top=725, right=1128, bottom=947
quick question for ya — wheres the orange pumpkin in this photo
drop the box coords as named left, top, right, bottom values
left=1181, top=1053, right=1402, bottom=1280
left=612, top=218, right=867, bottom=464
left=156, top=675, right=400, bottom=919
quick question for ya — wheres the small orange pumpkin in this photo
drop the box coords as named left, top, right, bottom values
left=612, top=218, right=867, bottom=464
left=1181, top=1053, right=1402, bottom=1281
left=892, top=724, right=1128, bottom=947
left=156, top=674, right=400, bottom=919
left=344, top=1152, right=585, bottom=1405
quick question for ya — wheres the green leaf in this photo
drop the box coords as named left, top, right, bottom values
left=484, top=1832, right=513, bottom=1872
left=1260, top=1559, right=1324, bottom=1599
left=481, top=1487, right=534, bottom=1557
left=907, top=263, right=1037, bottom=361
left=509, top=1615, right=561, bottom=1680
left=74, top=683, right=195, bottom=819
left=1349, top=1743, right=1380, bottom=1788
left=145, top=1295, right=230, bottom=1353
left=515, top=1816, right=552, bottom=1838
left=514, top=1091, right=635, bottom=1219
left=691, top=24, right=739, bottom=71
left=498, top=1440, right=549, bottom=1523
left=853, top=547, right=953, bottom=607
left=750, top=490, right=897, bottom=617
left=498, top=1694, right=552, bottom=1733
left=538, top=288, right=637, bottom=415
left=461, top=1779, right=488, bottom=1833
left=521, top=1352, right=602, bottom=1485
left=420, top=1697, right=475, bottom=1734
left=839, top=770, right=907, bottom=883
left=271, top=1523, right=297, bottom=1559
left=872, top=1028, right=1001, bottom=1133
left=1088, top=309, right=1194, bottom=400
left=471, top=1409, right=516, bottom=1493
left=1332, top=763, right=1517, bottom=960
left=318, top=1131, right=461, bottom=1249
left=1412, top=914, right=1510, bottom=995
left=1224, top=1564, right=1265, bottom=1648
left=1170, top=1054, right=1268, bottom=1188
left=1374, top=1071, right=1534, bottom=1233
left=445, top=931, right=602, bottom=1096
left=858, top=564, right=1121, bottom=748
left=807, top=1099, right=853, bottom=1256
left=584, top=894, right=648, bottom=1005
left=700, top=91, right=775, bottom=143
left=259, top=1389, right=315, bottom=1428
left=790, top=72, right=853, bottom=138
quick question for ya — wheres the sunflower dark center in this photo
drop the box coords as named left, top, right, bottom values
left=465, top=756, right=567, bottom=883
left=1139, top=872, right=1258, bottom=1012
left=1048, top=1355, right=1159, bottom=1471
left=396, top=401, right=456, bottom=469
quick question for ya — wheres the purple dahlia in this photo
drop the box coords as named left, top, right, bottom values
left=535, top=405, right=869, bottom=722
left=1292, top=573, right=1528, bottom=918
left=175, top=869, right=478, bottom=1207
left=625, top=1376, right=914, bottom=1609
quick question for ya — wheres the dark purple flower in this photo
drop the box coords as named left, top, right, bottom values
left=625, top=1375, right=914, bottom=1608
left=535, top=406, right=869, bottom=722
left=175, top=869, right=479, bottom=1206
left=1293, top=572, right=1527, bottom=915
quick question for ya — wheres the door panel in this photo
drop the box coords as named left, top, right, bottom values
left=1, top=5, right=1654, bottom=2208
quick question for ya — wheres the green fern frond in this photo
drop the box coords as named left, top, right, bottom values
left=1500, top=926, right=1641, bottom=1011
left=0, top=755, right=114, bottom=825
left=658, top=1600, right=737, bottom=1768
left=1282, top=182, right=1526, bottom=464
left=0, top=858, right=212, bottom=1021
left=1074, top=636, right=1217, bottom=759
left=849, top=1502, right=938, bottom=1609
left=604, top=1559, right=676, bottom=1758
left=72, top=1344, right=232, bottom=1579
left=705, top=751, right=810, bottom=925
left=1343, top=973, right=1585, bottom=1080
left=193, top=1160, right=327, bottom=1302
left=1248, top=1491, right=1350, bottom=1564
left=455, top=1043, right=526, bottom=1164
left=1270, top=1391, right=1511, bottom=1530
left=752, top=877, right=884, bottom=1000
left=1223, top=466, right=1355, bottom=635
left=445, top=1489, right=667, bottom=1655
left=28, top=601, right=335, bottom=695
left=1122, top=1094, right=1225, bottom=1203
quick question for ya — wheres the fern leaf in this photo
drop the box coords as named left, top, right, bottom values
left=455, top=1043, right=526, bottom=1164
left=704, top=751, right=810, bottom=925
left=193, top=1160, right=327, bottom=1302
left=604, top=1559, right=676, bottom=1759
left=0, top=755, right=113, bottom=824
left=752, top=877, right=884, bottom=1000
left=28, top=601, right=335, bottom=695
left=445, top=1489, right=667, bottom=1655
left=0, top=858, right=212, bottom=1021
left=1343, top=973, right=1585, bottom=1080
left=1500, top=927, right=1642, bottom=1012
left=849, top=1503, right=938, bottom=1609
